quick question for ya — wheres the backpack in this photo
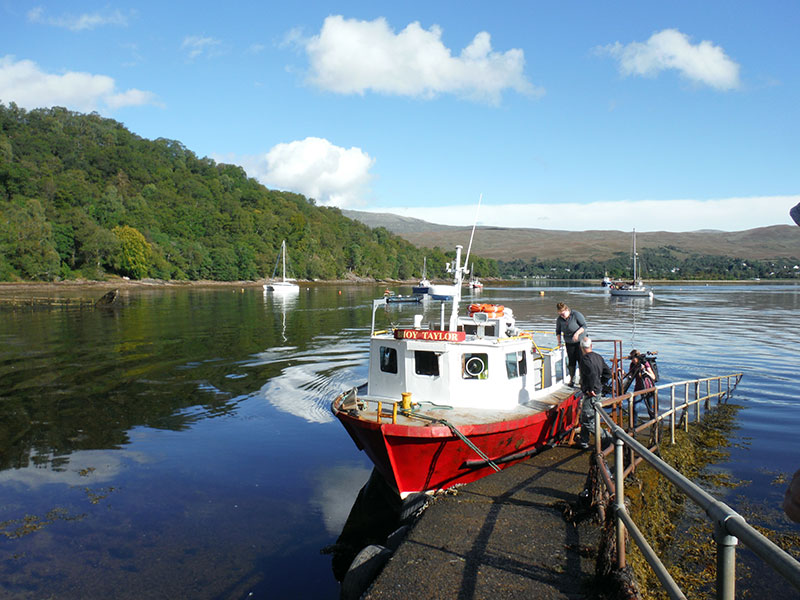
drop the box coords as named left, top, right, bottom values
left=644, top=351, right=659, bottom=382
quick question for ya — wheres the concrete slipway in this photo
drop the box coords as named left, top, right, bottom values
left=364, top=446, right=599, bottom=599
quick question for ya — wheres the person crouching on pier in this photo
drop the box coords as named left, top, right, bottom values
left=624, top=350, right=657, bottom=420
left=576, top=337, right=613, bottom=450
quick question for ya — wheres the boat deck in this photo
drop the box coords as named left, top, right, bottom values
left=351, top=384, right=576, bottom=429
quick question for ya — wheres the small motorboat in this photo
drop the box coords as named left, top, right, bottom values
left=428, top=283, right=457, bottom=300
left=385, top=295, right=422, bottom=304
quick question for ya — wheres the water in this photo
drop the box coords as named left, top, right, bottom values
left=0, top=282, right=798, bottom=598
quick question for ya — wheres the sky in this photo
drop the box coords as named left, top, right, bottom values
left=1, top=1, right=798, bottom=232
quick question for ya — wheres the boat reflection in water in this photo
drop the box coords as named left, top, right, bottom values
left=325, top=467, right=428, bottom=593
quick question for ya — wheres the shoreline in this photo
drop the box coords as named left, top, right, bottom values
left=0, top=277, right=795, bottom=292
left=0, top=277, right=800, bottom=294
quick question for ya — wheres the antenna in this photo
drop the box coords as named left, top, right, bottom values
left=464, top=193, right=482, bottom=271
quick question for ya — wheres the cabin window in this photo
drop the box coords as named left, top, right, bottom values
left=461, top=324, right=496, bottom=337
left=379, top=347, right=397, bottom=374
left=462, top=353, right=489, bottom=380
left=414, top=351, right=439, bottom=376
left=506, top=350, right=527, bottom=379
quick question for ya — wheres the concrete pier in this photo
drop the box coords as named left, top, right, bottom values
left=364, top=446, right=599, bottom=599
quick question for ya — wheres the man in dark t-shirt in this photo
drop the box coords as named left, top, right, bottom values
left=555, top=302, right=586, bottom=385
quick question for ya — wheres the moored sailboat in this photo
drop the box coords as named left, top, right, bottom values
left=469, top=263, right=484, bottom=289
left=412, top=257, right=431, bottom=295
left=609, top=229, right=653, bottom=298
left=264, top=239, right=299, bottom=293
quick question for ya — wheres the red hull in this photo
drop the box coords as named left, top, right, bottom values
left=333, top=393, right=581, bottom=497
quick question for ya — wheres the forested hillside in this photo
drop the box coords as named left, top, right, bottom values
left=0, top=104, right=498, bottom=282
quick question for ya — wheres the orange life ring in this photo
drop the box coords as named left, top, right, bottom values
left=468, top=303, right=505, bottom=318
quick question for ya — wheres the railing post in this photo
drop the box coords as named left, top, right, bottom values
left=715, top=520, right=738, bottom=600
left=615, top=437, right=626, bottom=569
left=684, top=383, right=689, bottom=432
left=705, top=379, right=711, bottom=409
left=628, top=395, right=634, bottom=431
left=653, top=388, right=660, bottom=445
left=627, top=395, right=636, bottom=474
left=594, top=403, right=602, bottom=455
left=670, top=386, right=676, bottom=444
left=694, top=380, right=700, bottom=422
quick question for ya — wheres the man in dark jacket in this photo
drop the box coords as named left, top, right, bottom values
left=576, top=337, right=612, bottom=449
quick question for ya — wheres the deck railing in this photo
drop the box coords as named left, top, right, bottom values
left=588, top=373, right=800, bottom=599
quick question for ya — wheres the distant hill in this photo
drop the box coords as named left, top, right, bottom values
left=343, top=210, right=800, bottom=262
left=341, top=210, right=459, bottom=235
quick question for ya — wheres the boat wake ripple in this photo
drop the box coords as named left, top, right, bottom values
left=247, top=337, right=369, bottom=423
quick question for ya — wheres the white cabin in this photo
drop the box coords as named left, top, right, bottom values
left=366, top=309, right=566, bottom=411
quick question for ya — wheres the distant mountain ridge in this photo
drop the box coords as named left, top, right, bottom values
left=342, top=210, right=800, bottom=261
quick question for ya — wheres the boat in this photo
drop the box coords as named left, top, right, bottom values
left=385, top=295, right=422, bottom=304
left=428, top=283, right=457, bottom=300
left=609, top=230, right=653, bottom=298
left=412, top=257, right=431, bottom=295
left=264, top=239, right=299, bottom=293
left=601, top=274, right=612, bottom=287
left=331, top=245, right=582, bottom=498
left=469, top=263, right=484, bottom=289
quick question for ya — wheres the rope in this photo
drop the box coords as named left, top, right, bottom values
left=405, top=409, right=501, bottom=472
left=441, top=420, right=501, bottom=471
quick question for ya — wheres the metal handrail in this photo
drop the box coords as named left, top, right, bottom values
left=590, top=374, right=800, bottom=599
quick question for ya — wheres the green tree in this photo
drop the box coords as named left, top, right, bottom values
left=0, top=198, right=60, bottom=280
left=112, top=225, right=152, bottom=279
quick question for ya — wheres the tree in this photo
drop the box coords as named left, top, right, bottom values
left=0, top=197, right=60, bottom=280
left=112, top=225, right=152, bottom=279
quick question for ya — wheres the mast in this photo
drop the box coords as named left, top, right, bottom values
left=448, top=245, right=464, bottom=331
left=463, top=194, right=482, bottom=270
left=632, top=229, right=637, bottom=282
left=282, top=240, right=287, bottom=282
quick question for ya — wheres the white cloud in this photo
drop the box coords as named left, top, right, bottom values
left=0, top=449, right=151, bottom=489
left=600, top=29, right=741, bottom=90
left=0, top=55, right=159, bottom=113
left=303, top=15, right=540, bottom=103
left=181, top=35, right=223, bottom=60
left=27, top=6, right=130, bottom=31
left=220, top=137, right=375, bottom=208
left=370, top=197, right=798, bottom=232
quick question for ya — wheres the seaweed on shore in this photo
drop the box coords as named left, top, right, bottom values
left=623, top=402, right=800, bottom=599
left=623, top=403, right=745, bottom=600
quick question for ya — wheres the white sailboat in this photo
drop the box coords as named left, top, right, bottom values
left=264, top=239, right=300, bottom=293
left=609, top=229, right=653, bottom=298
left=469, top=262, right=484, bottom=289
left=412, top=257, right=431, bottom=295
